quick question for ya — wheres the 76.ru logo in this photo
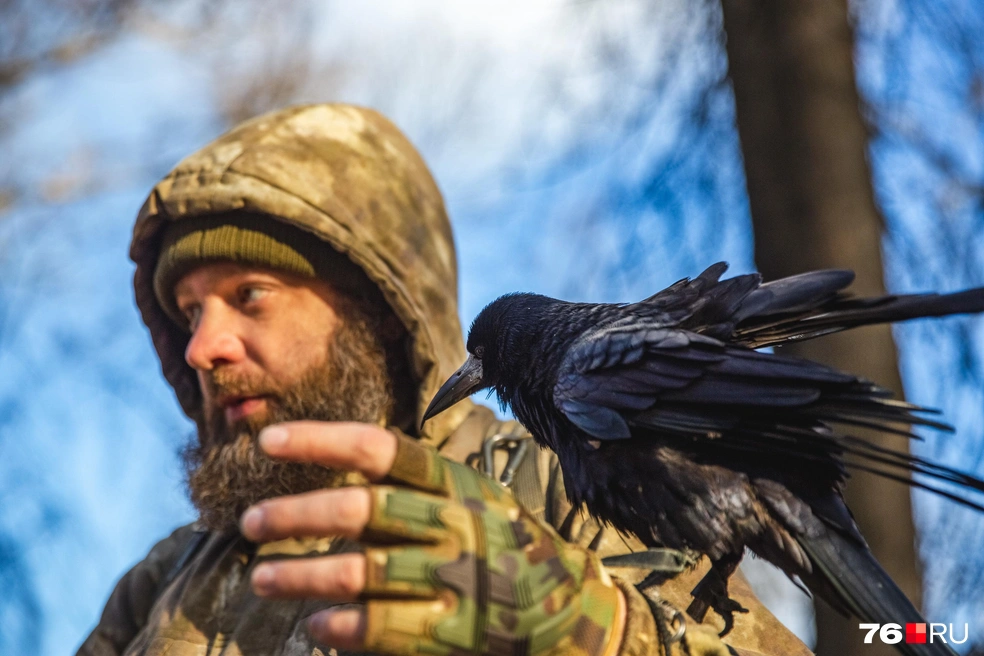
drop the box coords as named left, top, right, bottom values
left=859, top=623, right=969, bottom=645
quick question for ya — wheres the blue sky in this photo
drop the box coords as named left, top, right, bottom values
left=1, top=0, right=983, bottom=652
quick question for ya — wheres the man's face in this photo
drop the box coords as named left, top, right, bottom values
left=173, top=262, right=393, bottom=530
left=175, top=262, right=343, bottom=431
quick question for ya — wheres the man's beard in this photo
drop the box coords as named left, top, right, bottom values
left=183, top=312, right=394, bottom=532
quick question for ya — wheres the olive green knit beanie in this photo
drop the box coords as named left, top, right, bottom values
left=153, top=212, right=377, bottom=328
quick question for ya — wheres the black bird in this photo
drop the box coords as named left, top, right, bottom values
left=423, top=263, right=984, bottom=656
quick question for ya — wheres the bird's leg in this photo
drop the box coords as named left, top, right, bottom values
left=685, top=552, right=748, bottom=636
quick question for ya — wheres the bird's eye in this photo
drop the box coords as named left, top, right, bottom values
left=474, top=346, right=485, bottom=358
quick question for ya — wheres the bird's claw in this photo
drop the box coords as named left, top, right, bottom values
left=686, top=567, right=748, bottom=637
left=714, top=596, right=749, bottom=637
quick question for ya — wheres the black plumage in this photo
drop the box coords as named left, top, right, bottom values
left=423, top=263, right=984, bottom=656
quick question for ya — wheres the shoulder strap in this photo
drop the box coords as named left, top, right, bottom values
left=509, top=438, right=545, bottom=522
left=480, top=420, right=545, bottom=522
left=156, top=526, right=209, bottom=599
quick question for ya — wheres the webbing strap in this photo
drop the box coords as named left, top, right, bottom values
left=480, top=422, right=546, bottom=523
left=509, top=437, right=545, bottom=522
left=159, top=528, right=208, bottom=595
left=601, top=548, right=692, bottom=574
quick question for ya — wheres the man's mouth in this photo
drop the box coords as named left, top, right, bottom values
left=218, top=395, right=270, bottom=424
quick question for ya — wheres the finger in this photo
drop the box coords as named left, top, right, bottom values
left=363, top=545, right=443, bottom=598
left=259, top=421, right=397, bottom=480
left=363, top=486, right=455, bottom=543
left=251, top=553, right=366, bottom=601
left=363, top=597, right=455, bottom=654
left=307, top=608, right=365, bottom=652
left=383, top=433, right=450, bottom=496
left=383, top=434, right=514, bottom=504
left=240, top=487, right=371, bottom=543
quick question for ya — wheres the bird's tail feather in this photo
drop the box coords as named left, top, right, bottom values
left=737, top=286, right=984, bottom=349
left=799, top=529, right=956, bottom=656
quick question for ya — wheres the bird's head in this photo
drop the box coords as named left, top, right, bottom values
left=423, top=293, right=557, bottom=423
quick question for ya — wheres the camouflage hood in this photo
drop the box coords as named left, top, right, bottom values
left=130, top=104, right=473, bottom=444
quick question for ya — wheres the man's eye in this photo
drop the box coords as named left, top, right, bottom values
left=181, top=305, right=201, bottom=330
left=238, top=286, right=269, bottom=305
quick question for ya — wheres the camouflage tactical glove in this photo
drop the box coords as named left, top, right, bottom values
left=243, top=422, right=727, bottom=656
left=362, top=434, right=625, bottom=656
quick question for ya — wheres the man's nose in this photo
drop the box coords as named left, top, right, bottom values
left=184, top=303, right=246, bottom=371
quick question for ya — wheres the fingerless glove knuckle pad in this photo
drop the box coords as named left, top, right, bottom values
left=363, top=436, right=622, bottom=656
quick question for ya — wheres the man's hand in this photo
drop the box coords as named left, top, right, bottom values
left=239, top=422, right=626, bottom=656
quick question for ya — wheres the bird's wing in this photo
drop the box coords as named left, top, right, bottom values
left=553, top=322, right=984, bottom=510
left=626, top=263, right=760, bottom=333
left=626, top=263, right=857, bottom=341
left=552, top=323, right=854, bottom=441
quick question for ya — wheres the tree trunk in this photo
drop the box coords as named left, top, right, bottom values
left=719, top=1, right=922, bottom=654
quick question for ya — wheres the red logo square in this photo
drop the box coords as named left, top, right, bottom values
left=906, top=623, right=927, bottom=644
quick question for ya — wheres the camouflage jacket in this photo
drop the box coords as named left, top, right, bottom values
left=79, top=104, right=812, bottom=656
left=78, top=407, right=809, bottom=656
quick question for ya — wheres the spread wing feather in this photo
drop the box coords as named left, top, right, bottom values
left=552, top=322, right=984, bottom=510
left=554, top=325, right=859, bottom=440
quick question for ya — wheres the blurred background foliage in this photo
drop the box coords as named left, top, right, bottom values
left=1, top=0, right=982, bottom=653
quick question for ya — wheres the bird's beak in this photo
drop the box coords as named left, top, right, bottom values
left=422, top=355, right=484, bottom=424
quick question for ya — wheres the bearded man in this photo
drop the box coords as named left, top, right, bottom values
left=77, top=104, right=810, bottom=656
